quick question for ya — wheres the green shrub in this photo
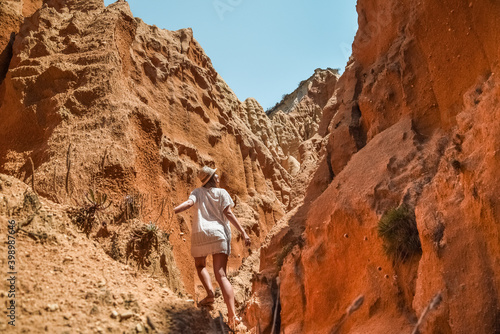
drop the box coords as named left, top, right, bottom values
left=377, top=204, right=422, bottom=262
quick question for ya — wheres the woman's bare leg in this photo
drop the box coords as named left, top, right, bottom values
left=194, top=256, right=214, bottom=303
left=213, top=253, right=236, bottom=319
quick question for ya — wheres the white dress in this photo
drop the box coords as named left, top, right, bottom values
left=188, top=187, right=234, bottom=257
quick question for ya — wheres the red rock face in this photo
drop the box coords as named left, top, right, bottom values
left=0, top=0, right=321, bottom=297
left=256, top=0, right=500, bottom=333
left=0, top=0, right=43, bottom=83
left=2, top=0, right=499, bottom=332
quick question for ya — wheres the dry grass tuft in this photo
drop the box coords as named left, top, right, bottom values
left=377, top=204, right=422, bottom=263
left=69, top=188, right=112, bottom=235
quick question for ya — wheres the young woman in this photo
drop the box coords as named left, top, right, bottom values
left=174, top=166, right=251, bottom=327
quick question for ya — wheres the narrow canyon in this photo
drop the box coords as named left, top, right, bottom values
left=0, top=0, right=499, bottom=333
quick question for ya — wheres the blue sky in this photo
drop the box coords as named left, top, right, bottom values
left=103, top=0, right=358, bottom=110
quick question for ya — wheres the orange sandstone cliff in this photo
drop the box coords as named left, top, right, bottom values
left=1, top=0, right=499, bottom=333
left=0, top=0, right=43, bottom=81
left=248, top=0, right=500, bottom=333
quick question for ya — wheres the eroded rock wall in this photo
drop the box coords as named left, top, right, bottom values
left=267, top=69, right=339, bottom=164
left=0, top=0, right=43, bottom=83
left=0, top=0, right=317, bottom=296
left=251, top=0, right=500, bottom=333
left=265, top=68, right=340, bottom=210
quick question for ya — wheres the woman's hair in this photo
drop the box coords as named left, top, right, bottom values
left=203, top=174, right=217, bottom=189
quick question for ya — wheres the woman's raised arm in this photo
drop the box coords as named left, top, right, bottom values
left=174, top=199, right=194, bottom=214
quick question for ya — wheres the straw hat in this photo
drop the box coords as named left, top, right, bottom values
left=198, top=166, right=217, bottom=186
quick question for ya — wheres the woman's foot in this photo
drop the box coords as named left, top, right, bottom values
left=228, top=315, right=242, bottom=331
left=198, top=294, right=215, bottom=306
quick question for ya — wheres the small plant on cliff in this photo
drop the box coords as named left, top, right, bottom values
left=377, top=204, right=422, bottom=263
left=126, top=221, right=159, bottom=268
left=70, top=189, right=112, bottom=236
left=145, top=221, right=158, bottom=233
left=109, top=233, right=122, bottom=261
left=121, top=193, right=143, bottom=221
left=22, top=190, right=41, bottom=215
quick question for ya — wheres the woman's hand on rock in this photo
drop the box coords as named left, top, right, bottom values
left=243, top=233, right=251, bottom=247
